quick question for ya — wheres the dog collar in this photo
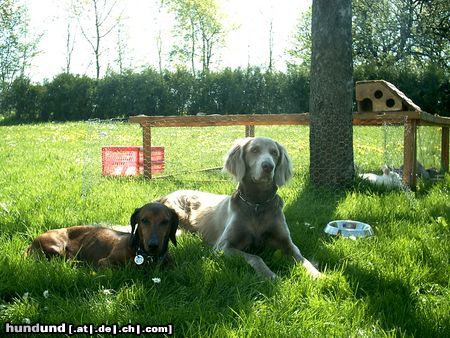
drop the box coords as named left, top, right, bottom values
left=237, top=190, right=277, bottom=213
left=134, top=247, right=166, bottom=266
left=134, top=247, right=153, bottom=265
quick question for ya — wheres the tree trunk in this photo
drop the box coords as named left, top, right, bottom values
left=93, top=0, right=100, bottom=80
left=190, top=17, right=196, bottom=77
left=65, top=23, right=75, bottom=74
left=309, top=0, right=354, bottom=187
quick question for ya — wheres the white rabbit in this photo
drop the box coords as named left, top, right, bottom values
left=360, top=165, right=402, bottom=188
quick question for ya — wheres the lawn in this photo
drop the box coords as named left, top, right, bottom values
left=0, top=121, right=449, bottom=337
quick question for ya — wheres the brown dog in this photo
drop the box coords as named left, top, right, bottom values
left=27, top=203, right=179, bottom=267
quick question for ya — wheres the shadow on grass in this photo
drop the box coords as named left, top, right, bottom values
left=321, top=225, right=445, bottom=337
left=285, top=180, right=446, bottom=337
left=0, top=233, right=279, bottom=333
left=283, top=179, right=346, bottom=268
left=338, top=260, right=442, bottom=336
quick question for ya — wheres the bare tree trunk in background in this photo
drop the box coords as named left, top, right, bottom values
left=116, top=19, right=128, bottom=74
left=190, top=17, right=196, bottom=77
left=156, top=32, right=163, bottom=75
left=94, top=0, right=101, bottom=80
left=268, top=19, right=273, bottom=72
left=309, top=0, right=354, bottom=187
left=155, top=0, right=164, bottom=75
left=65, top=23, right=76, bottom=73
left=75, top=0, right=121, bottom=80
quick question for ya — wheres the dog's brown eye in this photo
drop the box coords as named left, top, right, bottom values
left=141, top=218, right=149, bottom=224
left=271, top=150, right=278, bottom=157
left=251, top=147, right=259, bottom=153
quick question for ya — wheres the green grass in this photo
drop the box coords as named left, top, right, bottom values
left=0, top=122, right=449, bottom=337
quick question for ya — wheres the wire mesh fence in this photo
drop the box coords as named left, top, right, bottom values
left=81, top=117, right=446, bottom=205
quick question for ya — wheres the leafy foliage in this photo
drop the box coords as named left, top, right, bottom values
left=44, top=73, right=95, bottom=121
left=0, top=0, right=39, bottom=92
left=163, top=0, right=226, bottom=76
left=1, top=64, right=446, bottom=124
left=1, top=1, right=447, bottom=124
left=0, top=67, right=313, bottom=123
left=352, top=0, right=449, bottom=69
left=0, top=76, right=44, bottom=121
left=291, top=0, right=449, bottom=70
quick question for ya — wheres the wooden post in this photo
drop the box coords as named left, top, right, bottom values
left=245, top=125, right=255, bottom=137
left=442, top=126, right=449, bottom=173
left=142, top=124, right=152, bottom=179
left=403, top=119, right=417, bottom=188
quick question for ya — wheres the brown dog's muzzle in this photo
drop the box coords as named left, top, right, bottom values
left=147, top=236, right=159, bottom=255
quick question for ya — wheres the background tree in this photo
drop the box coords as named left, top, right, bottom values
left=353, top=0, right=449, bottom=69
left=1, top=76, right=44, bottom=121
left=0, top=0, right=39, bottom=92
left=60, top=0, right=77, bottom=74
left=164, top=0, right=225, bottom=76
left=309, top=0, right=354, bottom=187
left=65, top=22, right=76, bottom=74
left=73, top=0, right=123, bottom=79
left=287, top=7, right=311, bottom=72
left=292, top=0, right=449, bottom=71
left=268, top=19, right=274, bottom=72
left=155, top=0, right=165, bottom=75
left=115, top=18, right=129, bottom=74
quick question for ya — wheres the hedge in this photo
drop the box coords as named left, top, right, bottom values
left=0, top=65, right=448, bottom=123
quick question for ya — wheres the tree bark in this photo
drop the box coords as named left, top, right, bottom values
left=309, top=0, right=354, bottom=187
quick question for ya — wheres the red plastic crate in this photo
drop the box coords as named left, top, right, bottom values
left=102, top=146, right=164, bottom=176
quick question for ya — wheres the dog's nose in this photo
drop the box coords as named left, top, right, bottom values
left=262, top=161, right=274, bottom=173
left=147, top=238, right=159, bottom=252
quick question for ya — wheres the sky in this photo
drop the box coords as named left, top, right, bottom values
left=25, top=0, right=311, bottom=82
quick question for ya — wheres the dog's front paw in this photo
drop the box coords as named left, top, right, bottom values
left=256, top=266, right=277, bottom=280
left=310, top=269, right=323, bottom=279
left=267, top=271, right=278, bottom=280
left=302, top=259, right=322, bottom=279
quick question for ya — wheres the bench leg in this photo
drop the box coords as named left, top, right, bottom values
left=245, top=125, right=255, bottom=137
left=142, top=125, right=152, bottom=179
left=403, top=119, right=417, bottom=188
left=442, top=127, right=449, bottom=173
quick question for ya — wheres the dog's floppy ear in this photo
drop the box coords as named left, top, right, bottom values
left=129, top=207, right=141, bottom=249
left=274, top=142, right=293, bottom=186
left=168, top=208, right=179, bottom=247
left=224, top=138, right=250, bottom=182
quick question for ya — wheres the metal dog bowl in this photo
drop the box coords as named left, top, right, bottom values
left=324, top=220, right=373, bottom=238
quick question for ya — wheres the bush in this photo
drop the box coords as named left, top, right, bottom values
left=188, top=67, right=310, bottom=115
left=95, top=69, right=179, bottom=118
left=0, top=64, right=447, bottom=123
left=43, top=73, right=95, bottom=121
left=164, top=68, right=195, bottom=115
left=0, top=77, right=45, bottom=122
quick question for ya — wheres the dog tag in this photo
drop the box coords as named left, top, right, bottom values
left=134, top=254, right=145, bottom=265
